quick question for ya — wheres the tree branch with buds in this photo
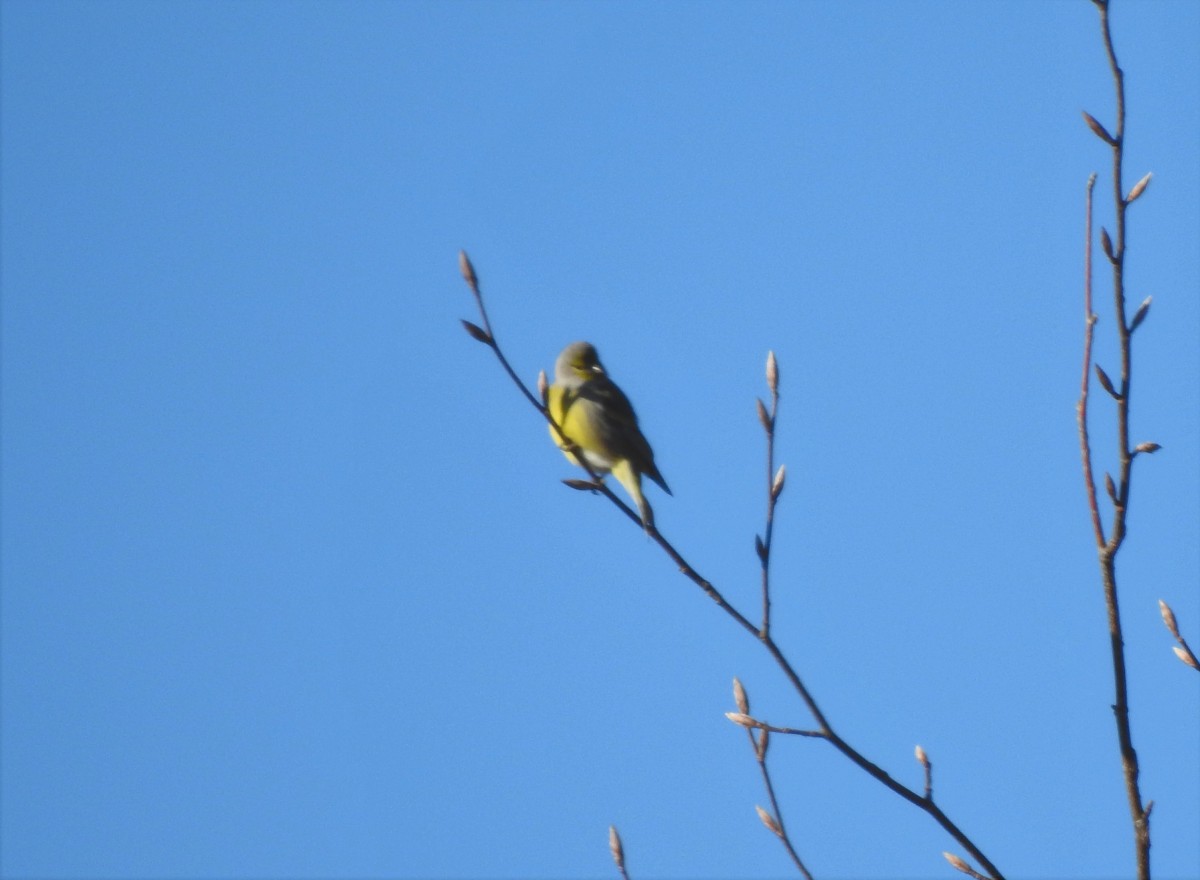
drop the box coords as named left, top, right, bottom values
left=730, top=678, right=813, bottom=879
left=459, top=251, right=1004, bottom=879
left=756, top=352, right=783, bottom=638
left=1078, top=2, right=1157, bottom=877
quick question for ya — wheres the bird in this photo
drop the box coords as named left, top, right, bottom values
left=547, top=341, right=671, bottom=531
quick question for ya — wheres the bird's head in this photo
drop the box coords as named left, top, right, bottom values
left=555, top=341, right=605, bottom=385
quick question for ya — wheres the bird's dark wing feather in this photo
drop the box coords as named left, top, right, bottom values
left=577, top=378, right=671, bottom=495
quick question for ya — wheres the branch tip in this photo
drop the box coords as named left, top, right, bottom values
left=458, top=250, right=478, bottom=291
left=607, top=825, right=625, bottom=871
left=1158, top=600, right=1179, bottom=637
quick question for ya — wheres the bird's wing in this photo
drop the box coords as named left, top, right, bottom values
left=579, top=378, right=671, bottom=495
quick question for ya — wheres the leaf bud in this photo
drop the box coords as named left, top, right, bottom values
left=943, top=852, right=972, bottom=874
left=1082, top=111, right=1116, bottom=145
left=755, top=805, right=782, bottom=837
left=608, top=825, right=625, bottom=870
left=458, top=250, right=478, bottom=290
left=1126, top=172, right=1152, bottom=203
left=733, top=677, right=750, bottom=715
left=461, top=319, right=492, bottom=345
left=1158, top=600, right=1179, bottom=639
left=771, top=465, right=787, bottom=500
left=1130, top=297, right=1152, bottom=332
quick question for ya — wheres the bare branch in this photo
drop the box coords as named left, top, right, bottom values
left=1081, top=2, right=1154, bottom=874
left=724, top=712, right=825, bottom=739
left=758, top=351, right=782, bottom=638
left=1078, top=173, right=1106, bottom=549
left=733, top=681, right=814, bottom=878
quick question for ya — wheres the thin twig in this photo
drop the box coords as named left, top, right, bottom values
left=730, top=681, right=812, bottom=874
left=1078, top=173, right=1105, bottom=549
left=750, top=729, right=814, bottom=879
left=1082, top=2, right=1153, bottom=876
left=726, top=712, right=826, bottom=738
left=460, top=255, right=1005, bottom=880
left=916, top=745, right=933, bottom=802
left=458, top=251, right=544, bottom=415
left=758, top=354, right=781, bottom=637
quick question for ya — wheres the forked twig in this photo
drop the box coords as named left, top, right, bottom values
left=732, top=679, right=814, bottom=878
left=1079, top=2, right=1157, bottom=876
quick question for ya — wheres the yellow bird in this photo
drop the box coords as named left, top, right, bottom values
left=547, top=341, right=671, bottom=530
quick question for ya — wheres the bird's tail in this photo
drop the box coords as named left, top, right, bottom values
left=612, top=460, right=655, bottom=534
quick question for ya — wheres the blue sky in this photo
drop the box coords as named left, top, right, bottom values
left=2, top=1, right=1198, bottom=878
